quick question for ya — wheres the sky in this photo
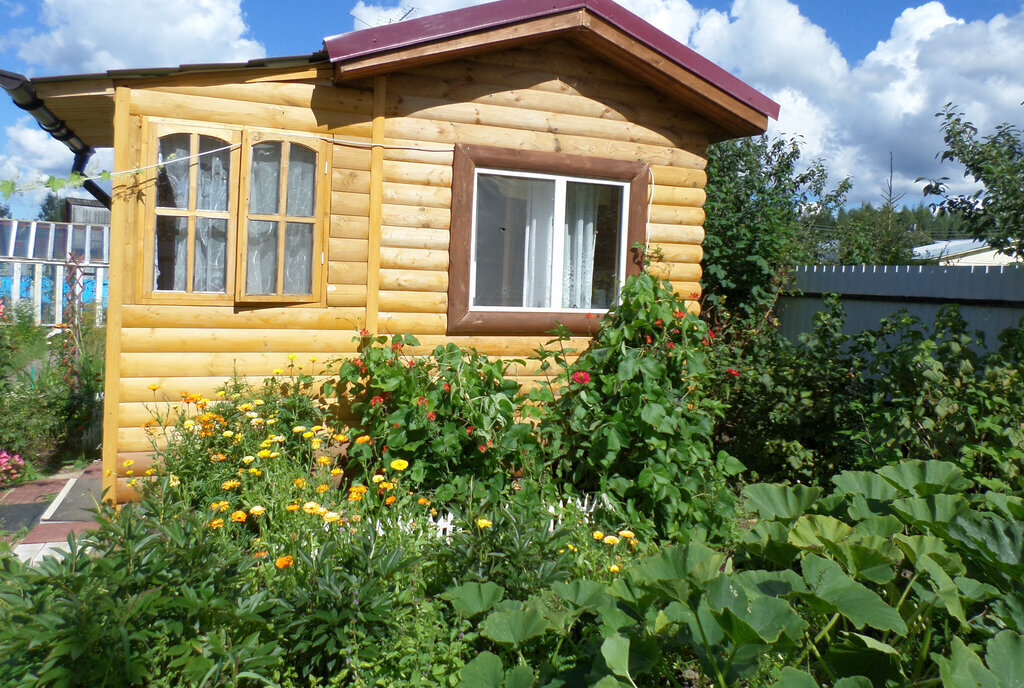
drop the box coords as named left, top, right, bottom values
left=0, top=0, right=1022, bottom=219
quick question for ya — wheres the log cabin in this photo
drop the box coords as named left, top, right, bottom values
left=1, top=0, right=778, bottom=503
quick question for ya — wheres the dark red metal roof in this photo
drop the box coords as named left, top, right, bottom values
left=324, top=0, right=779, bottom=120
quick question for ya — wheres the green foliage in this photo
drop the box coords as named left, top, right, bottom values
left=922, top=104, right=1024, bottom=259
left=535, top=272, right=744, bottom=542
left=0, top=201, right=10, bottom=219
left=702, top=135, right=851, bottom=328
left=710, top=297, right=1024, bottom=488
left=36, top=192, right=65, bottom=222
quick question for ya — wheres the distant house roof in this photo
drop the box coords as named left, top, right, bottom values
left=913, top=239, right=991, bottom=261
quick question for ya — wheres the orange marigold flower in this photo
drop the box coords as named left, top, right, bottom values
left=249, top=505, right=266, bottom=516
left=208, top=518, right=225, bottom=530
left=293, top=478, right=307, bottom=488
left=231, top=510, right=247, bottom=523
left=418, top=497, right=431, bottom=506
left=221, top=479, right=241, bottom=490
left=385, top=496, right=397, bottom=506
left=316, top=456, right=332, bottom=465
left=254, top=551, right=268, bottom=558
left=147, top=383, right=161, bottom=391
left=390, top=459, right=409, bottom=471
left=210, top=453, right=227, bottom=462
left=355, top=435, right=371, bottom=444
left=316, top=483, right=330, bottom=493
left=275, top=555, right=294, bottom=569
left=348, top=492, right=363, bottom=502
left=286, top=503, right=300, bottom=512
left=330, top=467, right=343, bottom=476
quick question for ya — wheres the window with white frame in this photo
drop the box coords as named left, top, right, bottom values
left=144, top=121, right=328, bottom=305
left=471, top=170, right=628, bottom=312
left=448, top=144, right=648, bottom=335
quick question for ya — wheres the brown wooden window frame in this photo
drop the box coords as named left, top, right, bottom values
left=139, top=119, right=329, bottom=307
left=448, top=143, right=649, bottom=336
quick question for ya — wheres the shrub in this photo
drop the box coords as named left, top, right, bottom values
left=0, top=450, right=24, bottom=488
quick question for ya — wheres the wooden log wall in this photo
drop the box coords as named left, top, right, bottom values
left=106, top=40, right=710, bottom=501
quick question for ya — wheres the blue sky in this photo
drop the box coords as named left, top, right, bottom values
left=1, top=0, right=1022, bottom=218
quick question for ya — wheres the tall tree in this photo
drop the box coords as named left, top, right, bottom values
left=37, top=191, right=65, bottom=222
left=922, top=104, right=1024, bottom=259
left=0, top=201, right=10, bottom=219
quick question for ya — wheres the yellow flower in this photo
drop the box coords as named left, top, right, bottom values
left=127, top=478, right=138, bottom=488
left=316, top=484, right=330, bottom=494
left=182, top=420, right=195, bottom=429
left=231, top=510, right=247, bottom=523
left=355, top=435, right=371, bottom=444
left=330, top=467, right=343, bottom=476
left=210, top=500, right=229, bottom=512
left=567, top=543, right=578, bottom=552
left=418, top=497, right=431, bottom=506
left=222, top=430, right=234, bottom=438
left=210, top=453, right=227, bottom=462
left=323, top=511, right=341, bottom=523
left=208, top=518, right=225, bottom=530
left=348, top=492, right=364, bottom=502
left=629, top=538, right=638, bottom=547
left=169, top=474, right=181, bottom=488
left=603, top=535, right=620, bottom=546
left=237, top=403, right=253, bottom=412
left=216, top=390, right=226, bottom=397
left=608, top=564, right=620, bottom=573
left=272, top=368, right=284, bottom=375
left=287, top=353, right=297, bottom=362
left=125, top=469, right=134, bottom=476
left=311, top=438, right=322, bottom=450
left=254, top=550, right=268, bottom=558
left=221, top=479, right=241, bottom=490
left=476, top=518, right=493, bottom=529
left=350, top=485, right=368, bottom=494
left=122, top=459, right=134, bottom=468
left=253, top=399, right=264, bottom=406
left=309, top=357, right=318, bottom=363
left=242, top=455, right=256, bottom=464
left=286, top=502, right=300, bottom=512
left=333, top=433, right=348, bottom=442
left=379, top=481, right=395, bottom=490
left=275, top=555, right=293, bottom=569
left=145, top=468, right=156, bottom=476
left=248, top=468, right=262, bottom=476
left=257, top=449, right=272, bottom=459
left=592, top=531, right=605, bottom=541
left=302, top=501, right=322, bottom=514
left=316, top=455, right=332, bottom=465
left=311, top=425, right=323, bottom=432
left=390, top=459, right=409, bottom=471
left=302, top=431, right=315, bottom=439
left=249, top=505, right=266, bottom=516
left=269, top=451, right=280, bottom=458
left=385, top=496, right=397, bottom=505
left=371, top=474, right=385, bottom=483
left=618, top=529, right=635, bottom=539
left=293, top=478, right=307, bottom=488
left=147, top=383, right=161, bottom=391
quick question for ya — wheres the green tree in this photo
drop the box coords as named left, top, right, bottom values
left=37, top=191, right=65, bottom=222
left=0, top=201, right=10, bottom=219
left=922, top=104, right=1024, bottom=259
left=701, top=135, right=850, bottom=330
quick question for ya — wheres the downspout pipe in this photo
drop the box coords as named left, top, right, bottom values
left=0, top=68, right=112, bottom=209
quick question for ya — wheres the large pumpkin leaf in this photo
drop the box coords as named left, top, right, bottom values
left=986, top=630, right=1024, bottom=688
left=705, top=575, right=807, bottom=646
left=833, top=470, right=900, bottom=501
left=877, top=460, right=972, bottom=497
left=601, top=633, right=632, bottom=682
left=788, top=515, right=853, bottom=549
left=946, top=511, right=1024, bottom=578
left=441, top=581, right=505, bottom=618
left=894, top=535, right=965, bottom=575
left=891, top=494, right=967, bottom=528
left=504, top=664, right=535, bottom=688
left=633, top=542, right=726, bottom=585
left=479, top=607, right=548, bottom=647
left=456, top=652, right=504, bottom=688
left=552, top=580, right=609, bottom=612
left=742, top=484, right=821, bottom=521
left=799, top=555, right=906, bottom=634
left=772, top=667, right=819, bottom=688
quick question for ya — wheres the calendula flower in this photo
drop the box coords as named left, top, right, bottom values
left=311, top=438, right=322, bottom=449
left=385, top=496, right=397, bottom=505
left=390, top=459, right=409, bottom=471
left=333, top=433, right=348, bottom=442
left=169, top=474, right=181, bottom=487
left=618, top=529, right=635, bottom=539
left=287, top=354, right=297, bottom=362
left=275, top=555, right=293, bottom=569
left=254, top=550, right=268, bottom=558
left=323, top=511, right=341, bottom=523
left=355, top=435, right=371, bottom=444
left=593, top=530, right=605, bottom=540
left=122, top=459, right=134, bottom=468
left=208, top=518, right=225, bottom=529
left=476, top=518, right=493, bottom=528
left=222, top=430, right=234, bottom=438
left=269, top=451, right=280, bottom=458
left=302, top=431, right=315, bottom=439
left=249, top=505, right=266, bottom=516
left=242, top=455, right=256, bottom=464
left=293, top=478, right=307, bottom=488
left=286, top=503, right=300, bottom=512
left=316, top=483, right=330, bottom=493
left=258, top=449, right=272, bottom=459
left=302, top=501, right=322, bottom=514
left=182, top=419, right=195, bottom=429
left=418, top=497, right=430, bottom=506
left=273, top=368, right=283, bottom=375
left=371, top=474, right=384, bottom=483
left=348, top=492, right=363, bottom=502
left=231, top=510, right=247, bottom=523
left=248, top=468, right=262, bottom=476
left=379, top=481, right=395, bottom=490
left=330, top=467, right=343, bottom=476
left=609, top=564, right=620, bottom=573
left=316, top=455, right=332, bottom=465
left=221, top=479, right=241, bottom=490
left=311, top=425, right=323, bottom=432
left=210, top=500, right=229, bottom=512
left=147, top=383, right=161, bottom=391
left=293, top=425, right=307, bottom=434
left=603, top=535, right=620, bottom=545
left=350, top=485, right=368, bottom=494
left=210, top=453, right=227, bottom=462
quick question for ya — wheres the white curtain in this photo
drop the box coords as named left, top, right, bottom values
left=245, top=220, right=278, bottom=295
left=194, top=218, right=227, bottom=292
left=562, top=183, right=597, bottom=309
left=521, top=188, right=554, bottom=308
left=283, top=222, right=313, bottom=294
left=154, top=135, right=190, bottom=291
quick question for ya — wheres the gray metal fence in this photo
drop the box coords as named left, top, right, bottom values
left=778, top=264, right=1024, bottom=350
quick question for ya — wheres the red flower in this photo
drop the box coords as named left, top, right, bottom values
left=645, top=335, right=653, bottom=345
left=466, top=426, right=474, bottom=434
left=370, top=396, right=384, bottom=406
left=673, top=310, right=686, bottom=318
left=708, top=330, right=715, bottom=340
left=426, top=411, right=436, bottom=421
left=727, top=368, right=741, bottom=377
left=417, top=396, right=427, bottom=406
left=478, top=444, right=488, bottom=453
left=655, top=319, right=663, bottom=327
left=359, top=328, right=370, bottom=337
left=392, top=342, right=403, bottom=351
left=571, top=371, right=591, bottom=385
left=585, top=312, right=597, bottom=320
left=443, top=382, right=451, bottom=393
left=406, top=360, right=415, bottom=367
left=667, top=342, right=675, bottom=349
left=701, top=338, right=710, bottom=346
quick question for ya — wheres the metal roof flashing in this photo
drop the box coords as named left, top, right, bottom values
left=323, top=0, right=779, bottom=123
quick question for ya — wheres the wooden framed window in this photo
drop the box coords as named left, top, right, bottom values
left=141, top=120, right=328, bottom=306
left=237, top=131, right=329, bottom=303
left=448, top=144, right=649, bottom=335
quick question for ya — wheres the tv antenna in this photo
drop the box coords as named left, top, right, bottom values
left=350, top=6, right=417, bottom=28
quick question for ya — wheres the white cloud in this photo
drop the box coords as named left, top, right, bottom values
left=11, top=0, right=265, bottom=75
